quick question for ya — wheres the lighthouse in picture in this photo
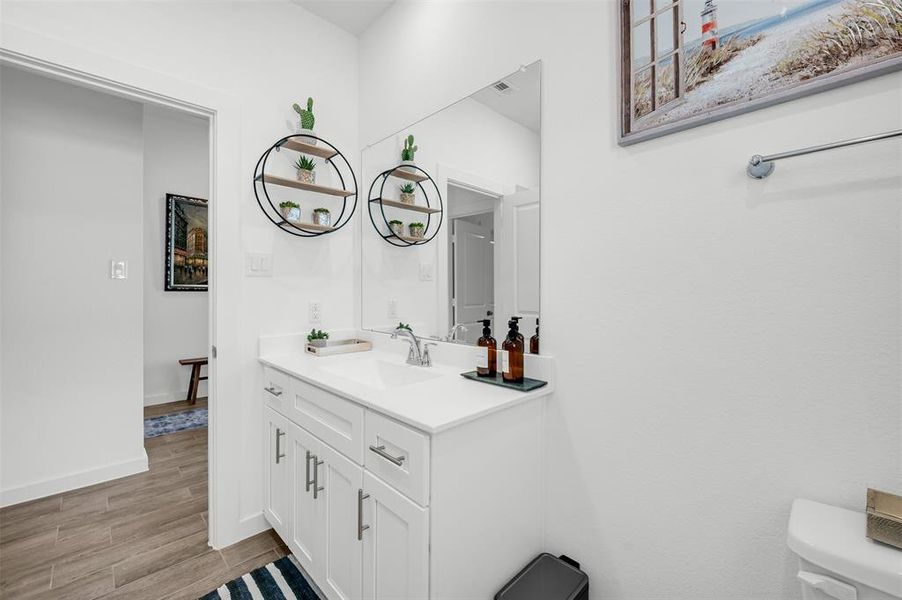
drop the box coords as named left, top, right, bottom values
left=701, top=0, right=719, bottom=50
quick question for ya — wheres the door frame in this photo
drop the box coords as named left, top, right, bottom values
left=1, top=24, right=243, bottom=548
left=434, top=165, right=513, bottom=338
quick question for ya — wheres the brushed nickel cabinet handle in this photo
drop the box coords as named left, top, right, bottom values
left=264, top=386, right=283, bottom=397
left=369, top=445, right=405, bottom=466
left=305, top=450, right=314, bottom=492
left=312, top=456, right=324, bottom=499
left=357, top=489, right=370, bottom=541
left=275, top=428, right=285, bottom=464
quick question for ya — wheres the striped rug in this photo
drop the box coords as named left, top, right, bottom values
left=198, top=555, right=319, bottom=600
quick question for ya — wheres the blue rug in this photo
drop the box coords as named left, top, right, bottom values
left=144, top=408, right=208, bottom=438
left=199, top=555, right=319, bottom=600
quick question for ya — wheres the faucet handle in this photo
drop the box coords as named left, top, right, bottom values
left=422, top=342, right=438, bottom=367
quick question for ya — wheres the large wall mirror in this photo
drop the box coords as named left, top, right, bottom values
left=361, top=61, right=540, bottom=347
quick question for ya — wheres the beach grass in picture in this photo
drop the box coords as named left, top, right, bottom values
left=621, top=0, right=902, bottom=143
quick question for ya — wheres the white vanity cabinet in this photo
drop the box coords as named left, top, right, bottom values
left=261, top=361, right=546, bottom=600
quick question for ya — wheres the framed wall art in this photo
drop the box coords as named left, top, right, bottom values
left=165, top=193, right=208, bottom=292
left=620, top=0, right=902, bottom=144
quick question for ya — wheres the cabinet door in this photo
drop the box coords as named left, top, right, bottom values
left=318, top=443, right=364, bottom=600
left=361, top=471, right=428, bottom=600
left=263, top=408, right=293, bottom=541
left=291, top=422, right=323, bottom=579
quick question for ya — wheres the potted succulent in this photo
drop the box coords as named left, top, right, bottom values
left=399, top=183, right=416, bottom=205
left=396, top=322, right=412, bottom=332
left=389, top=219, right=404, bottom=237
left=409, top=222, right=425, bottom=239
left=279, top=201, right=300, bottom=223
left=292, top=97, right=316, bottom=145
left=307, top=328, right=329, bottom=348
left=313, top=207, right=331, bottom=227
left=295, top=155, right=316, bottom=184
left=400, top=134, right=418, bottom=172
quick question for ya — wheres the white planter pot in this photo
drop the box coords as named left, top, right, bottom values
left=313, top=211, right=331, bottom=227
left=399, top=191, right=416, bottom=205
left=296, top=169, right=315, bottom=184
left=299, top=127, right=317, bottom=146
left=399, top=160, right=416, bottom=173
left=280, top=206, right=301, bottom=223
left=390, top=222, right=404, bottom=237
left=409, top=225, right=425, bottom=239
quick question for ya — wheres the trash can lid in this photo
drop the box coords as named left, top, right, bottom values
left=496, top=553, right=588, bottom=600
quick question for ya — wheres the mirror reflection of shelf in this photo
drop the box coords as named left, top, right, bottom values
left=373, top=198, right=442, bottom=215
left=257, top=174, right=355, bottom=197
left=277, top=220, right=336, bottom=232
left=389, top=168, right=429, bottom=183
left=390, top=233, right=427, bottom=244
left=278, top=138, right=338, bottom=159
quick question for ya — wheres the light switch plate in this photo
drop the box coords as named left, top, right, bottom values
left=419, top=262, right=434, bottom=281
left=110, top=260, right=128, bottom=279
left=244, top=253, right=273, bottom=277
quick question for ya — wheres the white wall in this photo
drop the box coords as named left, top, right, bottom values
left=1, top=66, right=147, bottom=504
left=360, top=2, right=901, bottom=598
left=142, top=105, right=209, bottom=406
left=1, top=0, right=359, bottom=543
left=361, top=97, right=539, bottom=337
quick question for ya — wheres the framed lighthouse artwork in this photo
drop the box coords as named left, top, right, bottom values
left=619, top=0, right=902, bottom=145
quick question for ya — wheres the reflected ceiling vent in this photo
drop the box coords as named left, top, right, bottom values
left=491, top=80, right=515, bottom=95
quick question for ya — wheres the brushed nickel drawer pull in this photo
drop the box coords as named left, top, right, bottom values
left=369, top=445, right=405, bottom=466
left=357, top=489, right=370, bottom=541
left=312, top=455, right=324, bottom=499
left=305, top=450, right=314, bottom=492
left=275, top=428, right=285, bottom=464
left=264, top=386, right=283, bottom=397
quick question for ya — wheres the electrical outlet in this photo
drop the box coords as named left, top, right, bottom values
left=387, top=299, right=398, bottom=319
left=308, top=302, right=322, bottom=325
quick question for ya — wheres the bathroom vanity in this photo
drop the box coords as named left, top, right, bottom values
left=259, top=333, right=554, bottom=600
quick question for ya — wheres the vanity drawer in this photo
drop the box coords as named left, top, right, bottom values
left=365, top=411, right=429, bottom=506
left=262, top=366, right=289, bottom=410
left=288, top=376, right=365, bottom=464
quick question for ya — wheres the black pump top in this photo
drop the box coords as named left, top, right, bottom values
left=508, top=318, right=520, bottom=334
left=481, top=319, right=492, bottom=337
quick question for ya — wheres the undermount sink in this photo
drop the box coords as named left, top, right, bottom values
left=317, top=356, right=443, bottom=390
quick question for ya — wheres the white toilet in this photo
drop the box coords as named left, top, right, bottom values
left=788, top=499, right=902, bottom=600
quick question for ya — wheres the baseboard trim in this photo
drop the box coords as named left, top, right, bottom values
left=0, top=451, right=149, bottom=507
left=144, top=385, right=207, bottom=407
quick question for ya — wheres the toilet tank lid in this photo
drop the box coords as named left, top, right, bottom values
left=788, top=498, right=902, bottom=597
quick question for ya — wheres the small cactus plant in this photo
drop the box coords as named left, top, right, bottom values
left=295, top=155, right=316, bottom=171
left=401, top=134, right=418, bottom=162
left=292, top=97, right=315, bottom=131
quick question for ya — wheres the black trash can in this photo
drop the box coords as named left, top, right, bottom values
left=495, top=553, right=588, bottom=600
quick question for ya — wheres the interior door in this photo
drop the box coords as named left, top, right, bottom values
left=498, top=189, right=540, bottom=339
left=291, top=422, right=323, bottom=579
left=263, top=408, right=293, bottom=542
left=361, top=471, right=428, bottom=600
left=452, top=217, right=493, bottom=343
left=318, top=443, right=364, bottom=600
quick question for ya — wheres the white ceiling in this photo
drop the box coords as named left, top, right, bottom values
left=294, top=1, right=395, bottom=36
left=470, top=64, right=541, bottom=133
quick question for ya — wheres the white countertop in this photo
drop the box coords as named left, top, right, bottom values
left=258, top=334, right=554, bottom=434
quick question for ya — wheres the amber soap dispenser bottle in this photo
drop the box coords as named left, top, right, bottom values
left=501, top=317, right=524, bottom=383
left=530, top=318, right=539, bottom=355
left=476, top=319, right=497, bottom=377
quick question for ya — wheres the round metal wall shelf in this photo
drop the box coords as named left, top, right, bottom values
left=253, top=133, right=358, bottom=237
left=367, top=164, right=443, bottom=247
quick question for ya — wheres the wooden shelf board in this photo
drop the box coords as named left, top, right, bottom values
left=391, top=234, right=427, bottom=244
left=389, top=168, right=429, bottom=183
left=259, top=174, right=354, bottom=197
left=277, top=220, right=336, bottom=232
left=373, top=198, right=441, bottom=215
left=278, top=139, right=337, bottom=159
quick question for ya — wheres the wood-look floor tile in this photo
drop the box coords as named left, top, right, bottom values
left=0, top=496, right=61, bottom=524
left=163, top=548, right=286, bottom=600
left=58, top=485, right=192, bottom=540
left=112, top=529, right=210, bottom=588
left=40, top=567, right=115, bottom=600
left=110, top=497, right=207, bottom=544
left=1, top=524, right=110, bottom=575
left=99, top=549, right=226, bottom=600
left=0, top=561, right=52, bottom=598
left=219, top=529, right=282, bottom=568
left=51, top=515, right=205, bottom=589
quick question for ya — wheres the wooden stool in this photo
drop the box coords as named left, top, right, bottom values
left=179, top=357, right=208, bottom=405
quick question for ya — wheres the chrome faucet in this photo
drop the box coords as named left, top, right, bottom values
left=444, top=323, right=469, bottom=343
left=391, top=327, right=436, bottom=367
